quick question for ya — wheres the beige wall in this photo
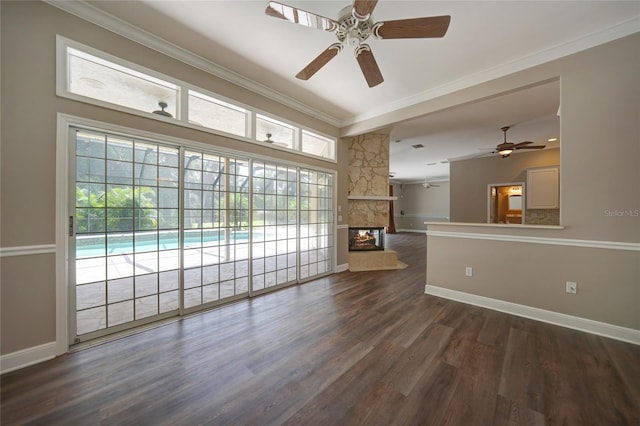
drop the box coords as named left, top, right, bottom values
left=427, top=236, right=639, bottom=329
left=393, top=182, right=450, bottom=230
left=426, top=33, right=640, bottom=331
left=0, top=1, right=343, bottom=355
left=450, top=148, right=560, bottom=223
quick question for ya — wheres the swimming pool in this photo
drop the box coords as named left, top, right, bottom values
left=76, top=229, right=251, bottom=258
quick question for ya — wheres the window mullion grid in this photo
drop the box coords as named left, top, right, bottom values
left=248, top=111, right=255, bottom=140
left=132, top=139, right=139, bottom=321
left=154, top=152, right=161, bottom=316
left=69, top=130, right=78, bottom=343
left=178, top=147, right=186, bottom=315
left=197, top=154, right=203, bottom=307
left=247, top=159, right=254, bottom=297
left=179, top=88, right=188, bottom=123
left=296, top=167, right=301, bottom=283
left=103, top=133, right=110, bottom=327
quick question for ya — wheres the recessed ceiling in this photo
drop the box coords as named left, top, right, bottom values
left=70, top=1, right=639, bottom=181
left=389, top=79, right=561, bottom=182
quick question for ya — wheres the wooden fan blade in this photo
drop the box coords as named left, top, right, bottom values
left=355, top=45, right=384, bottom=87
left=374, top=16, right=451, bottom=39
left=516, top=145, right=546, bottom=150
left=513, top=141, right=534, bottom=147
left=353, top=0, right=378, bottom=18
left=296, top=44, right=342, bottom=80
left=496, top=142, right=515, bottom=150
left=266, top=1, right=337, bottom=31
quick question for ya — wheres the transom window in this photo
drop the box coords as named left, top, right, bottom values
left=67, top=47, right=180, bottom=118
left=57, top=36, right=336, bottom=161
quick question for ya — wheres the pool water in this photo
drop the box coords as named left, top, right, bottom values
left=76, top=229, right=250, bottom=258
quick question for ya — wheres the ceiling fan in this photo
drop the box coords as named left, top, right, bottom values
left=422, top=180, right=440, bottom=189
left=492, top=126, right=546, bottom=158
left=265, top=0, right=451, bottom=87
left=263, top=133, right=288, bottom=147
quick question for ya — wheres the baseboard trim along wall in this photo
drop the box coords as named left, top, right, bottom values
left=1, top=342, right=57, bottom=374
left=335, top=263, right=349, bottom=273
left=425, top=284, right=640, bottom=345
left=396, top=229, right=427, bottom=234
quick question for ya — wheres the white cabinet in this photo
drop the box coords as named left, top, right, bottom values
left=526, top=166, right=559, bottom=209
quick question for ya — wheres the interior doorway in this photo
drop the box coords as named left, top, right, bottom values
left=488, top=183, right=524, bottom=224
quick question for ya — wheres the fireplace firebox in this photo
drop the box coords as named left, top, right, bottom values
left=348, top=227, right=385, bottom=251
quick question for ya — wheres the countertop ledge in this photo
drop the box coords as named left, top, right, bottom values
left=424, top=222, right=565, bottom=230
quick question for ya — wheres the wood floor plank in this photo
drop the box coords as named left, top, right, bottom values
left=282, top=340, right=403, bottom=424
left=602, top=336, right=640, bottom=403
left=443, top=341, right=506, bottom=426
left=477, top=308, right=513, bottom=349
left=439, top=306, right=486, bottom=368
left=1, top=232, right=638, bottom=425
left=394, top=360, right=463, bottom=425
left=498, top=327, right=545, bottom=414
left=493, top=395, right=546, bottom=426
left=384, top=322, right=454, bottom=397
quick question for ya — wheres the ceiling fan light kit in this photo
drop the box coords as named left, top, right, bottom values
left=266, top=0, right=451, bottom=88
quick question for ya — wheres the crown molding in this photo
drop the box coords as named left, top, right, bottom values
left=45, top=1, right=639, bottom=132
left=44, top=0, right=342, bottom=128
left=342, top=16, right=640, bottom=127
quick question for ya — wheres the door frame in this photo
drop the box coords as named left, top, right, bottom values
left=486, top=181, right=526, bottom=224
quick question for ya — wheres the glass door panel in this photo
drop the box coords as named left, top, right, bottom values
left=182, top=151, right=250, bottom=310
left=73, top=129, right=180, bottom=341
left=299, top=170, right=333, bottom=280
left=251, top=162, right=298, bottom=292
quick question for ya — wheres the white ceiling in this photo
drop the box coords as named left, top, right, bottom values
left=77, top=1, right=639, bottom=182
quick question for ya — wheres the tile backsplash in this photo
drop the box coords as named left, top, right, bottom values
left=525, top=209, right=560, bottom=225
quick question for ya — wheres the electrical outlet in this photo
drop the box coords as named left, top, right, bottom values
left=566, top=281, right=577, bottom=294
left=465, top=267, right=473, bottom=277
left=337, top=215, right=342, bottom=222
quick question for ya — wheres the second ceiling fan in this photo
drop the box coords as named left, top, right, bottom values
left=265, top=0, right=451, bottom=87
left=493, top=126, right=546, bottom=158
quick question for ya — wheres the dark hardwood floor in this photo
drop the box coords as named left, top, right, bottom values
left=2, top=232, right=639, bottom=425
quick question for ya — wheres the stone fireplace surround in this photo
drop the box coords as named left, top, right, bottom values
left=347, top=133, right=406, bottom=271
left=347, top=133, right=391, bottom=226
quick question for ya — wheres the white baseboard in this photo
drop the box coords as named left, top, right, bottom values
left=1, top=342, right=57, bottom=374
left=425, top=284, right=640, bottom=345
left=335, top=263, right=349, bottom=273
left=396, top=229, right=427, bottom=234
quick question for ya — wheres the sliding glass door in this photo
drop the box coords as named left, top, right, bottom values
left=70, top=127, right=333, bottom=343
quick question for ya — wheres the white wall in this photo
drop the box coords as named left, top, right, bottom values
left=393, top=182, right=450, bottom=231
